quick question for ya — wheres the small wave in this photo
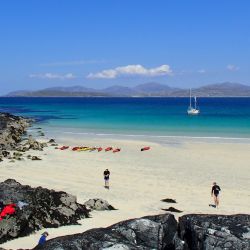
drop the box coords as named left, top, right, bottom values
left=60, top=131, right=250, bottom=141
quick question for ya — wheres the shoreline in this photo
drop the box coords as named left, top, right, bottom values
left=29, top=126, right=250, bottom=146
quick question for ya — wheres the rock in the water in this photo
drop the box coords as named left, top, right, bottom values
left=84, top=198, right=116, bottom=211
left=0, top=179, right=89, bottom=244
left=33, top=213, right=178, bottom=250
left=161, top=198, right=177, bottom=203
left=162, top=207, right=183, bottom=213
left=179, top=214, right=250, bottom=250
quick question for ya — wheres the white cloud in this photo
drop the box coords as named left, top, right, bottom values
left=29, top=73, right=76, bottom=80
left=87, top=64, right=172, bottom=79
left=227, top=64, right=239, bottom=71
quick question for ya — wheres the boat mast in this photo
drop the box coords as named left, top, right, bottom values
left=194, top=96, right=197, bottom=109
left=189, top=88, right=192, bottom=108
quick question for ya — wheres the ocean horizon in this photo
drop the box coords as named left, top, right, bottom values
left=1, top=97, right=250, bottom=140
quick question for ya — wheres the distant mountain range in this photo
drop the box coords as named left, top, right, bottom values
left=4, top=82, right=250, bottom=97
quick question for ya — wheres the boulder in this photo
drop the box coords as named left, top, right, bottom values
left=33, top=213, right=178, bottom=250
left=179, top=214, right=250, bottom=250
left=84, top=198, right=116, bottom=211
left=0, top=179, right=89, bottom=244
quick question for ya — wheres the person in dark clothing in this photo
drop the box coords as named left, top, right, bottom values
left=38, top=232, right=49, bottom=246
left=103, top=169, right=110, bottom=189
left=211, top=182, right=221, bottom=208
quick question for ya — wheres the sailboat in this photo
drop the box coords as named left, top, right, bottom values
left=187, top=89, right=200, bottom=115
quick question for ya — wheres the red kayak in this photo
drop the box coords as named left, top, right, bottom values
left=72, top=147, right=80, bottom=151
left=113, top=148, right=121, bottom=153
left=59, top=146, right=69, bottom=150
left=105, top=147, right=113, bottom=152
left=97, top=147, right=103, bottom=152
left=141, top=146, right=150, bottom=151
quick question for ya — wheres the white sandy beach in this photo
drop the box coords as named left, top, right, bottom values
left=1, top=135, right=250, bottom=249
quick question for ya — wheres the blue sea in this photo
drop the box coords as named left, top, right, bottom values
left=1, top=97, right=250, bottom=140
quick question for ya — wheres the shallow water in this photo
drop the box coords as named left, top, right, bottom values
left=1, top=97, right=250, bottom=139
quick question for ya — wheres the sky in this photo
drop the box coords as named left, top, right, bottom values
left=0, top=0, right=250, bottom=94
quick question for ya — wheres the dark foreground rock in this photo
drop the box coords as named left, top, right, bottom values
left=179, top=214, right=250, bottom=250
left=34, top=213, right=179, bottom=250
left=31, top=213, right=250, bottom=250
left=0, top=179, right=89, bottom=244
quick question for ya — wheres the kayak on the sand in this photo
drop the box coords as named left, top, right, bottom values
left=77, top=147, right=92, bottom=151
left=113, top=148, right=121, bottom=153
left=141, top=146, right=150, bottom=151
left=105, top=147, right=113, bottom=152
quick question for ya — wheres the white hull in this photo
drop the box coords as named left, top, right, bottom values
left=187, top=108, right=200, bottom=115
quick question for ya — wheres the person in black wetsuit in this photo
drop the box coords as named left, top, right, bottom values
left=211, top=182, right=221, bottom=208
left=103, top=169, right=110, bottom=189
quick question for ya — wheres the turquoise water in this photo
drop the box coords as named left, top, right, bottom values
left=1, top=97, right=250, bottom=139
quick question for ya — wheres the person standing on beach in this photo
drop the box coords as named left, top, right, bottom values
left=211, top=182, right=221, bottom=208
left=103, top=169, right=110, bottom=189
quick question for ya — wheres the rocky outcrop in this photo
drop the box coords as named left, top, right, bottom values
left=30, top=213, right=250, bottom=250
left=0, top=113, right=32, bottom=160
left=0, top=179, right=89, bottom=244
left=16, top=135, right=48, bottom=152
left=179, top=214, right=250, bottom=250
left=0, top=112, right=51, bottom=162
left=84, top=198, right=116, bottom=211
left=34, top=213, right=178, bottom=250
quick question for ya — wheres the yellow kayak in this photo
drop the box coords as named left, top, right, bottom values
left=77, top=147, right=92, bottom=151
